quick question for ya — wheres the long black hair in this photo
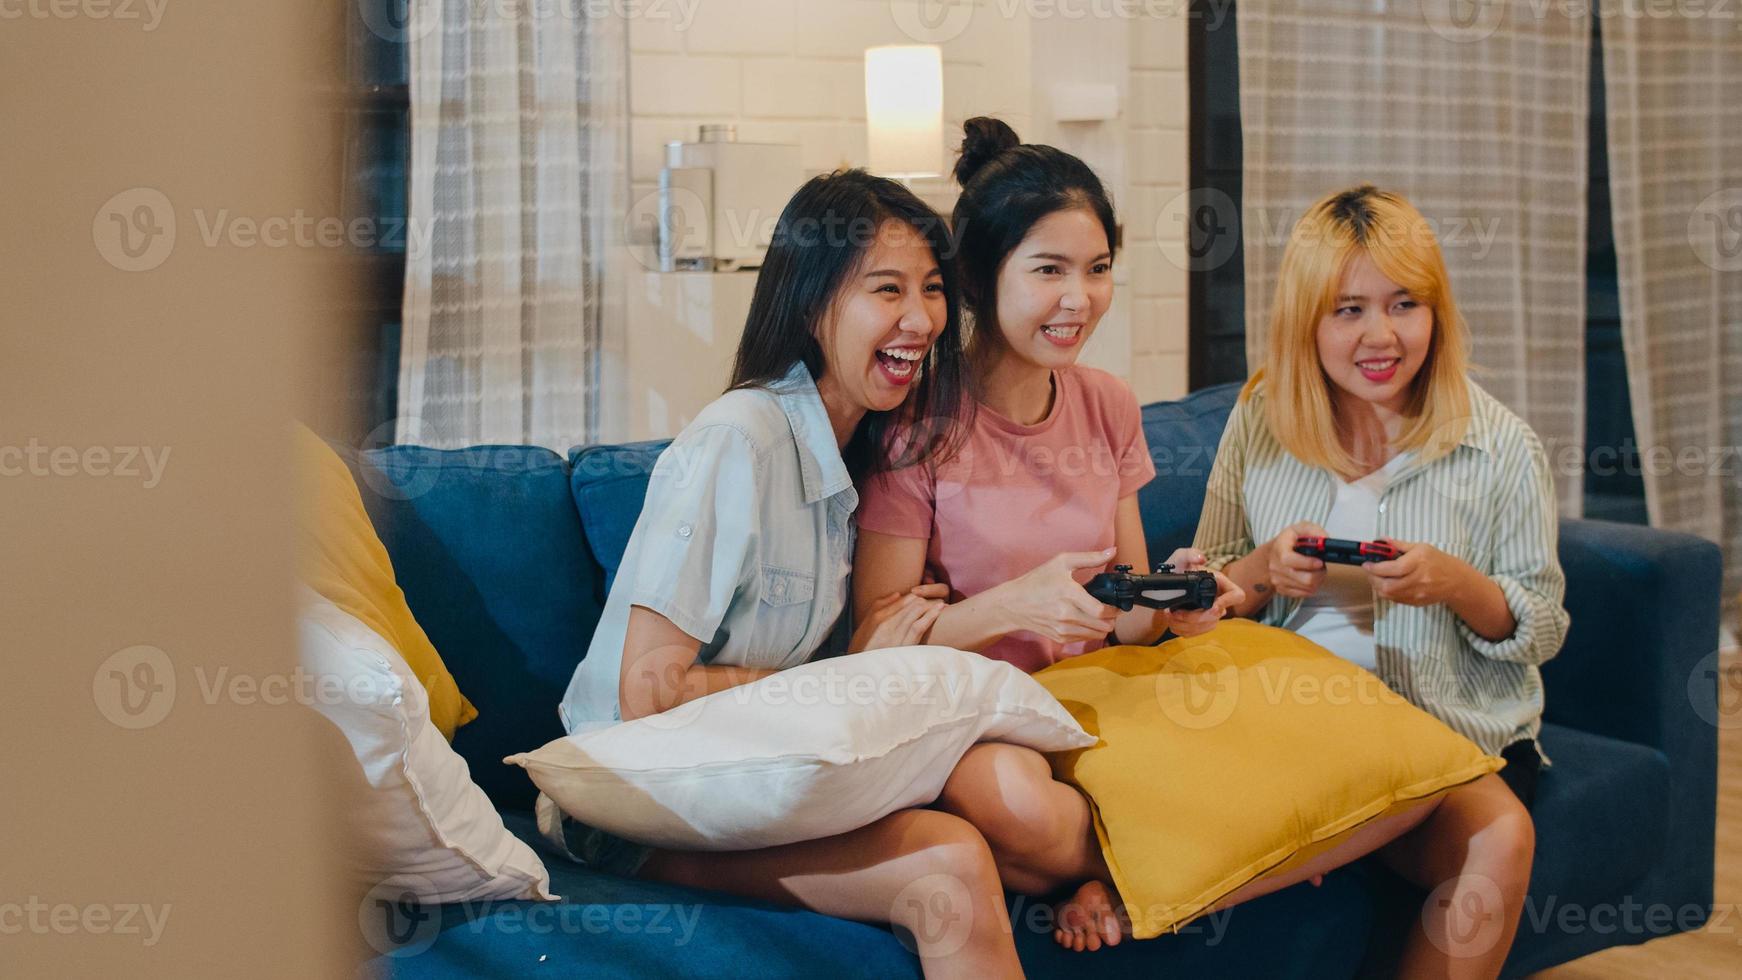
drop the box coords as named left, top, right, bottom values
left=729, top=169, right=970, bottom=478
left=950, top=117, right=1119, bottom=360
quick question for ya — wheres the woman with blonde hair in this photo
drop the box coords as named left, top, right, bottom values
left=1197, top=184, right=1569, bottom=976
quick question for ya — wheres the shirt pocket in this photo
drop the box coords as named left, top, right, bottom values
left=759, top=564, right=816, bottom=608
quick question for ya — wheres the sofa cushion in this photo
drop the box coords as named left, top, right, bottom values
left=352, top=445, right=604, bottom=810
left=1356, top=722, right=1672, bottom=977
left=1528, top=723, right=1670, bottom=906
left=370, top=810, right=1375, bottom=979
left=1137, top=382, right=1240, bottom=564
left=570, top=441, right=670, bottom=593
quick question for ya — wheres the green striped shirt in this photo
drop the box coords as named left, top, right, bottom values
left=1193, top=379, right=1571, bottom=757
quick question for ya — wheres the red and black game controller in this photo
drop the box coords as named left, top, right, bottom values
left=1292, top=536, right=1401, bottom=565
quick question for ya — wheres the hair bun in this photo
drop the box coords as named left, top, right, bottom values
left=954, top=117, right=1021, bottom=187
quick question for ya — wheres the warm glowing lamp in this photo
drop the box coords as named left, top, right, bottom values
left=864, top=45, right=944, bottom=179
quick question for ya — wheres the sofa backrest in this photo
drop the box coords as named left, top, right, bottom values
left=349, top=444, right=604, bottom=811
left=352, top=385, right=1247, bottom=812
left=570, top=441, right=672, bottom=594
left=1135, top=383, right=1241, bottom=562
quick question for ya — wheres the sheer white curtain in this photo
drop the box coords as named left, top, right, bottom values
left=397, top=0, right=627, bottom=450
left=1237, top=1, right=1592, bottom=514
left=1600, top=2, right=1742, bottom=613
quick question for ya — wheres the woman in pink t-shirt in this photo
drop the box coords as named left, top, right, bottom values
left=854, top=119, right=1430, bottom=952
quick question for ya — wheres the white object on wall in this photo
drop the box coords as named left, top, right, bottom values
left=625, top=269, right=758, bottom=441
left=1052, top=83, right=1120, bottom=123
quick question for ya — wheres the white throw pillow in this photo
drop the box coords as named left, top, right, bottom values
left=507, top=646, right=1095, bottom=852
left=296, top=586, right=554, bottom=903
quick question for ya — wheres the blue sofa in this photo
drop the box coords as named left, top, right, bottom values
left=352, top=383, right=1720, bottom=978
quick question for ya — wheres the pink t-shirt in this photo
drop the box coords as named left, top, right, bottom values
left=856, top=366, right=1157, bottom=673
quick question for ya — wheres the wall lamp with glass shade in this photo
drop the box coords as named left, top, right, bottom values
left=864, top=45, right=944, bottom=180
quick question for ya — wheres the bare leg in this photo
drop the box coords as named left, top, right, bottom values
left=638, top=809, right=1023, bottom=980
left=1378, top=774, right=1535, bottom=979
left=1204, top=797, right=1440, bottom=911
left=935, top=743, right=1107, bottom=894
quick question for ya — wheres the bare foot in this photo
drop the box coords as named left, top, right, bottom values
left=1052, top=879, right=1130, bottom=952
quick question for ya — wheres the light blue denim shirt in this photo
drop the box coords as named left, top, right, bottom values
left=560, top=361, right=857, bottom=732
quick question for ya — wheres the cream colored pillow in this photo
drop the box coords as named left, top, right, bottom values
left=298, top=587, right=552, bottom=904
left=510, top=645, right=1095, bottom=852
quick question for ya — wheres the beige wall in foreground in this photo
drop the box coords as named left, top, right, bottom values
left=3, top=2, right=358, bottom=975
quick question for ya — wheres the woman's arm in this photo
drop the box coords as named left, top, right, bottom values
left=619, top=596, right=948, bottom=720
left=618, top=605, right=777, bottom=720
left=853, top=528, right=1119, bottom=650
left=853, top=529, right=1024, bottom=652
left=1365, top=429, right=1568, bottom=660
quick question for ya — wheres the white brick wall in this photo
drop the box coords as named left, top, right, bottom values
left=621, top=0, right=1189, bottom=403
left=1125, top=5, right=1191, bottom=402
left=627, top=0, right=1029, bottom=189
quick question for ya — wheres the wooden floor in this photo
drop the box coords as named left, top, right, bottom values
left=1531, top=638, right=1742, bottom=978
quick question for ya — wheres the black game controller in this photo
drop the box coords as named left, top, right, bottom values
left=1292, top=536, right=1401, bottom=565
left=1083, top=564, right=1219, bottom=612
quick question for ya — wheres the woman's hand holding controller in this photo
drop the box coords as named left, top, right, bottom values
left=1267, top=522, right=1330, bottom=598
left=991, top=548, right=1122, bottom=645
left=1157, top=547, right=1245, bottom=638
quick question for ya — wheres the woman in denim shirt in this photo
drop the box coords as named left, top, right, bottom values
left=554, top=170, right=1027, bottom=977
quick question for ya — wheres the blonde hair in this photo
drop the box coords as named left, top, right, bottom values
left=1241, top=184, right=1472, bottom=478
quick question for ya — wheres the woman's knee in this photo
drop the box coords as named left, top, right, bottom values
left=901, top=809, right=1004, bottom=889
left=1479, top=798, right=1536, bottom=890
left=938, top=744, right=1068, bottom=849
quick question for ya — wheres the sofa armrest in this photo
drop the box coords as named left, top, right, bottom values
left=1542, top=517, right=1720, bottom=902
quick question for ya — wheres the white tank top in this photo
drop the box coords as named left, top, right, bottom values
left=1286, top=453, right=1412, bottom=672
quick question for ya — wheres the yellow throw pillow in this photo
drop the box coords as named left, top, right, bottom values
left=1034, top=619, right=1501, bottom=939
left=294, top=424, right=477, bottom=740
